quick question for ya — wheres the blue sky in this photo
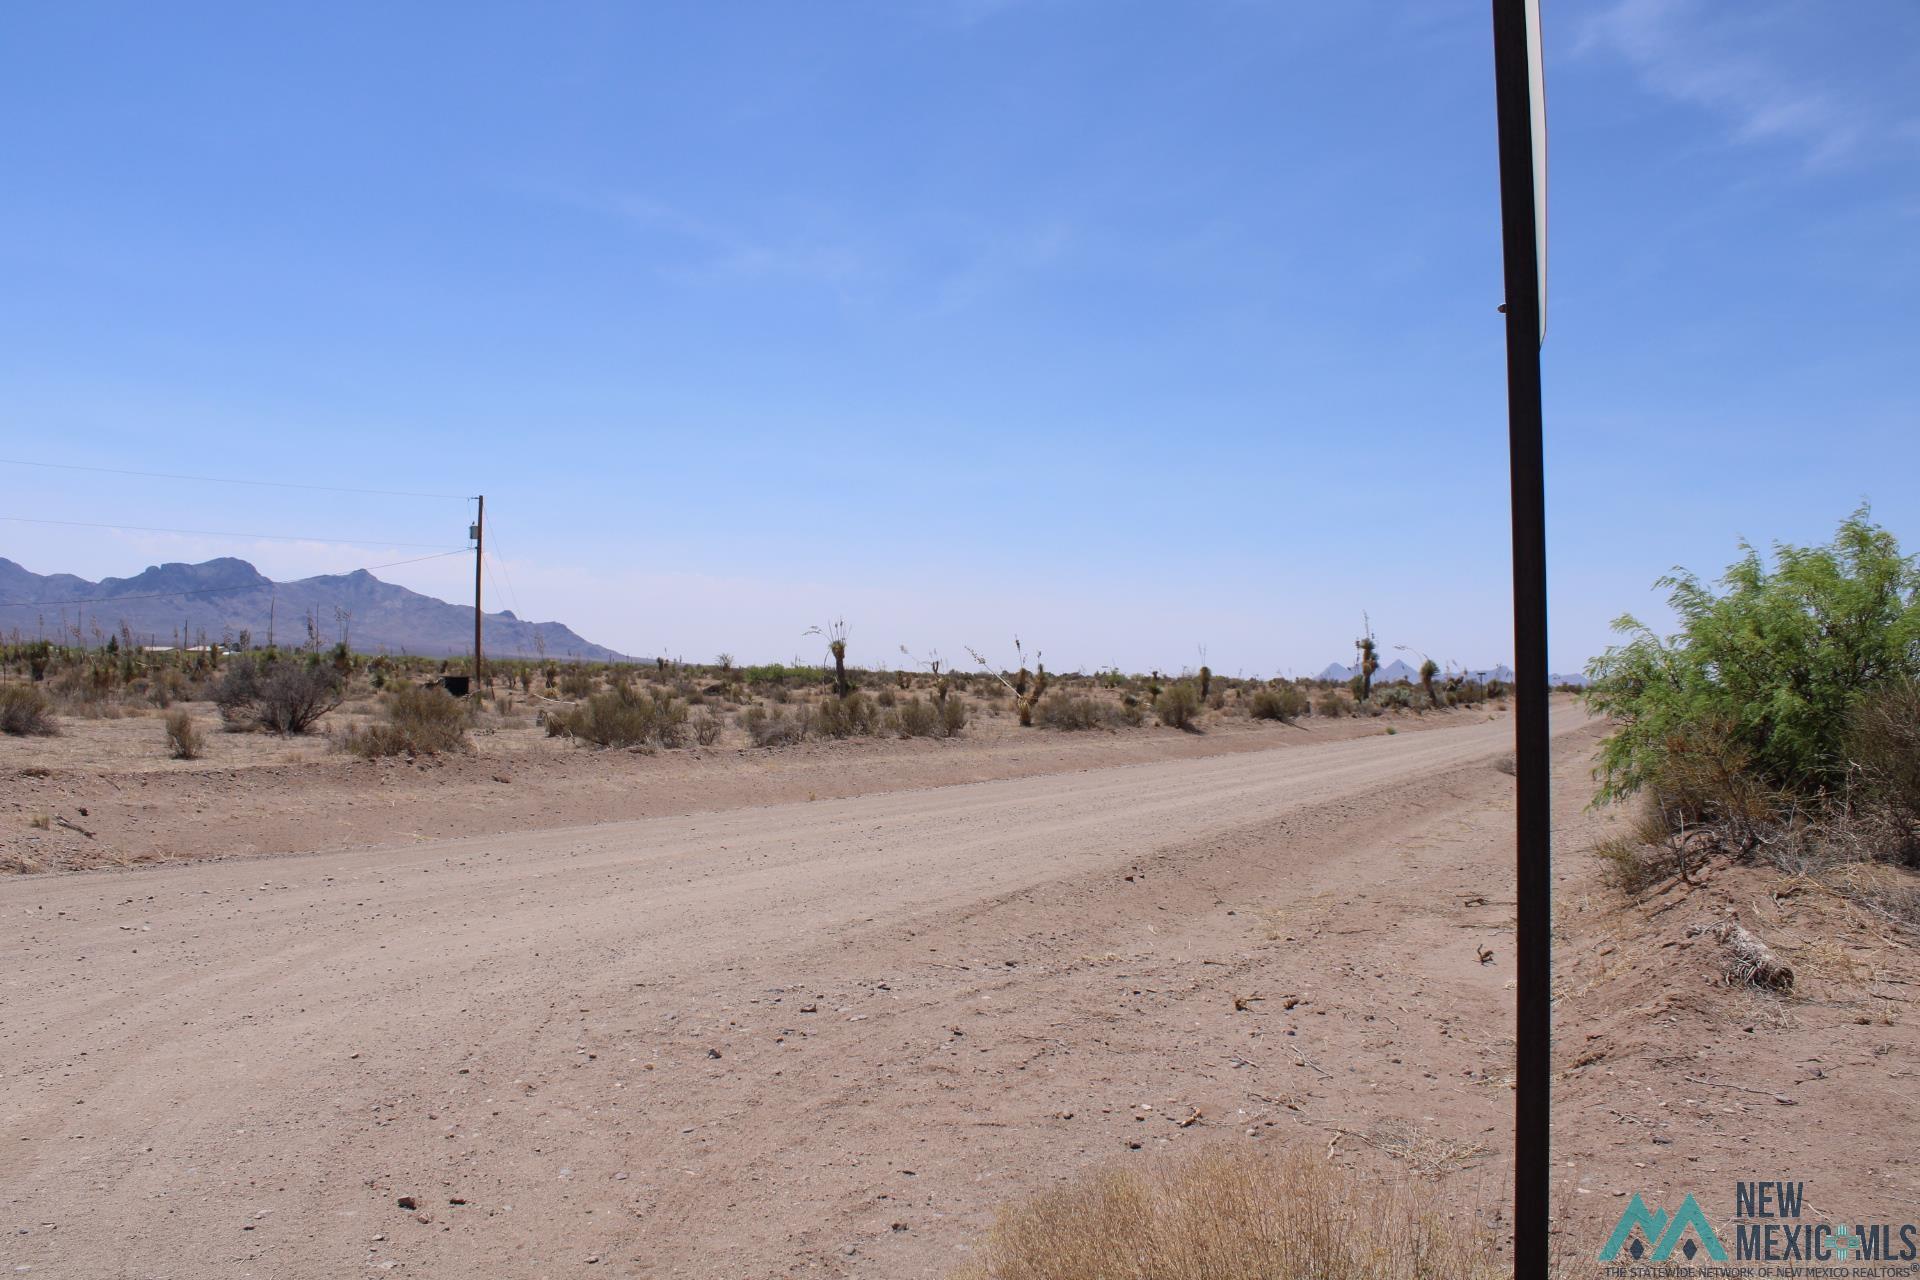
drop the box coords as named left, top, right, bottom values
left=2, top=0, right=1914, bottom=674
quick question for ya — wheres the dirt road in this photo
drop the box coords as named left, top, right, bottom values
left=3, top=706, right=1589, bottom=1278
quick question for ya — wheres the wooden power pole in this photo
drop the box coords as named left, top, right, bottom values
left=472, top=495, right=485, bottom=681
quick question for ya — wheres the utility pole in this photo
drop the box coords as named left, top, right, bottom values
left=1490, top=0, right=1550, bottom=1275
left=472, top=495, right=485, bottom=681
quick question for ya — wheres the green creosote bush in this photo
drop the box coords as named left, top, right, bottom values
left=815, top=692, right=879, bottom=739
left=214, top=656, right=344, bottom=735
left=1313, top=690, right=1350, bottom=718
left=1587, top=508, right=1920, bottom=806
left=894, top=696, right=940, bottom=738
left=548, top=683, right=687, bottom=749
left=344, top=684, right=472, bottom=759
left=742, top=703, right=810, bottom=747
left=1154, top=681, right=1202, bottom=731
left=1036, top=693, right=1111, bottom=731
left=1249, top=685, right=1307, bottom=722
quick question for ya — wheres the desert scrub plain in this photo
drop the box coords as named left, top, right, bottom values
left=0, top=639, right=1511, bottom=874
left=3, top=515, right=1914, bottom=1280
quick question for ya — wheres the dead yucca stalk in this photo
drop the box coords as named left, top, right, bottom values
left=900, top=645, right=952, bottom=706
left=1688, top=916, right=1794, bottom=991
left=967, top=638, right=1046, bottom=726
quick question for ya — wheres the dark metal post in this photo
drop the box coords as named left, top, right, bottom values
left=1490, top=0, right=1550, bottom=1274
left=473, top=494, right=485, bottom=681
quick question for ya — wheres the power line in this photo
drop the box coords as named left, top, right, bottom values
left=1, top=515, right=451, bottom=549
left=483, top=552, right=518, bottom=621
left=481, top=509, right=523, bottom=618
left=0, top=457, right=474, bottom=501
left=0, top=549, right=470, bottom=610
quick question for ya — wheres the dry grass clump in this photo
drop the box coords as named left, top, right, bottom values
left=343, top=684, right=471, bottom=759
left=953, top=1145, right=1504, bottom=1280
left=163, top=708, right=205, bottom=759
left=0, top=684, right=59, bottom=736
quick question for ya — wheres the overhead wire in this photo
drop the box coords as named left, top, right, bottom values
left=0, top=515, right=451, bottom=549
left=0, top=457, right=474, bottom=501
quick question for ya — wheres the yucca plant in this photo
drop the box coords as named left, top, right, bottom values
left=806, top=619, right=852, bottom=698
left=1355, top=620, right=1379, bottom=703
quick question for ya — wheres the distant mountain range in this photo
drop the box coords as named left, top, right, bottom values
left=0, top=557, right=621, bottom=662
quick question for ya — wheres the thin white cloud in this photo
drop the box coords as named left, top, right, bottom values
left=597, top=192, right=872, bottom=292
left=1579, top=0, right=1868, bottom=167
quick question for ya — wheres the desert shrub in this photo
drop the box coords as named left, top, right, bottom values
left=954, top=1145, right=1503, bottom=1280
left=742, top=662, right=825, bottom=688
left=693, top=712, right=722, bottom=747
left=1374, top=683, right=1414, bottom=710
left=815, top=692, right=879, bottom=739
left=895, top=696, right=940, bottom=737
left=1592, top=833, right=1675, bottom=896
left=0, top=684, right=58, bottom=736
left=1155, top=681, right=1201, bottom=730
left=941, top=694, right=969, bottom=737
left=163, top=708, right=204, bottom=759
left=1036, top=693, right=1110, bottom=731
left=1849, top=680, right=1920, bottom=828
left=558, top=668, right=594, bottom=699
left=1585, top=514, right=1920, bottom=909
left=654, top=698, right=690, bottom=747
left=1588, top=508, right=1920, bottom=804
left=550, top=684, right=685, bottom=749
left=146, top=668, right=189, bottom=708
left=343, top=685, right=471, bottom=759
left=1312, top=689, right=1350, bottom=718
left=1250, top=684, right=1307, bottom=722
left=214, top=657, right=343, bottom=735
left=744, top=703, right=809, bottom=747
left=1117, top=694, right=1144, bottom=727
